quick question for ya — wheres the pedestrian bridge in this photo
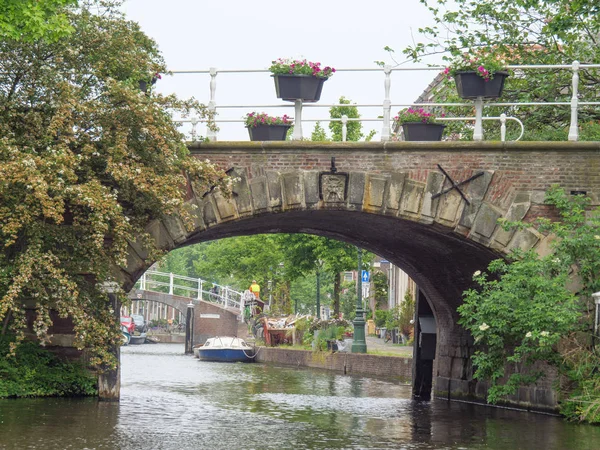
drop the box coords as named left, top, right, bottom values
left=127, top=270, right=245, bottom=344
left=129, top=270, right=244, bottom=313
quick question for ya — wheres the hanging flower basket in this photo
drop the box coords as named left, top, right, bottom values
left=454, top=71, right=509, bottom=99
left=245, top=112, right=292, bottom=141
left=273, top=74, right=327, bottom=102
left=269, top=58, right=335, bottom=103
left=401, top=123, right=446, bottom=141
left=248, top=124, right=291, bottom=141
left=393, top=108, right=446, bottom=141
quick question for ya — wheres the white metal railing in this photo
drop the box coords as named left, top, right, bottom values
left=171, top=62, right=600, bottom=143
left=135, top=270, right=244, bottom=312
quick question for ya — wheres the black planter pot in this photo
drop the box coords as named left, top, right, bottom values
left=273, top=74, right=327, bottom=102
left=454, top=71, right=509, bottom=99
left=138, top=77, right=158, bottom=93
left=248, top=124, right=291, bottom=141
left=401, top=122, right=446, bottom=141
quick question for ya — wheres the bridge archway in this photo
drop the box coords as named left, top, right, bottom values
left=120, top=170, right=560, bottom=407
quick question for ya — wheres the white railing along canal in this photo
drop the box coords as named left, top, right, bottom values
left=135, top=270, right=244, bottom=312
left=171, top=62, right=600, bottom=143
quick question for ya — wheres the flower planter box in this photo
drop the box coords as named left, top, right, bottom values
left=273, top=74, right=327, bottom=102
left=247, top=124, right=291, bottom=141
left=454, top=71, right=509, bottom=99
left=401, top=122, right=446, bottom=141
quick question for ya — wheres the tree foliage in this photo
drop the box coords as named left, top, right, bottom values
left=396, top=0, right=600, bottom=140
left=458, top=186, right=600, bottom=422
left=311, top=96, right=376, bottom=142
left=162, top=234, right=370, bottom=318
left=0, top=6, right=229, bottom=368
left=0, top=0, right=78, bottom=42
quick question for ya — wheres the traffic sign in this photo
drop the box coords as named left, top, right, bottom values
left=362, top=285, right=370, bottom=298
left=361, top=270, right=370, bottom=283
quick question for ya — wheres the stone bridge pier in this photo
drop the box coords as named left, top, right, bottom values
left=115, top=141, right=600, bottom=411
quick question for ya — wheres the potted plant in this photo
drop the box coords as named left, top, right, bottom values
left=393, top=108, right=446, bottom=141
left=269, top=58, right=336, bottom=102
left=445, top=50, right=509, bottom=99
left=244, top=112, right=293, bottom=141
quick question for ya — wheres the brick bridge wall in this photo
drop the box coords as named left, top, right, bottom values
left=117, top=141, right=600, bottom=411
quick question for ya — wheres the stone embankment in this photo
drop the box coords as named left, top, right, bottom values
left=255, top=347, right=412, bottom=382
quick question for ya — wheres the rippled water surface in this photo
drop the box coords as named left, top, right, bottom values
left=1, top=344, right=599, bottom=449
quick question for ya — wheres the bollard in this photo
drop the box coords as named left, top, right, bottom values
left=185, top=302, right=195, bottom=354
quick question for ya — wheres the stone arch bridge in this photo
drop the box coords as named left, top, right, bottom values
left=117, top=140, right=600, bottom=410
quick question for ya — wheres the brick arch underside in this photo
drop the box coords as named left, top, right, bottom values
left=167, top=209, right=501, bottom=389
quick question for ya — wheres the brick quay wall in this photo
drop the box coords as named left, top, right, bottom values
left=255, top=347, right=412, bottom=382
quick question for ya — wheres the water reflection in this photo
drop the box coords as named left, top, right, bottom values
left=0, top=344, right=598, bottom=449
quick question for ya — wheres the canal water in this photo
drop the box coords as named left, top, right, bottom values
left=1, top=344, right=599, bottom=449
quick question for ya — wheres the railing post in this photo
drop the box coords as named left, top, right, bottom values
left=207, top=67, right=217, bottom=141
left=568, top=60, right=580, bottom=142
left=500, top=113, right=507, bottom=142
left=381, top=64, right=392, bottom=142
left=341, top=115, right=348, bottom=142
left=197, top=278, right=202, bottom=300
left=293, top=100, right=303, bottom=140
left=190, top=116, right=198, bottom=141
left=225, top=286, right=230, bottom=307
left=473, top=96, right=484, bottom=141
left=140, top=272, right=146, bottom=291
left=169, top=273, right=174, bottom=295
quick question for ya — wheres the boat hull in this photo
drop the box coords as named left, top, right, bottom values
left=129, top=334, right=146, bottom=345
left=197, top=348, right=255, bottom=363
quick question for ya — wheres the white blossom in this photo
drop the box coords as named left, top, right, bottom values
left=473, top=270, right=481, bottom=277
left=540, top=331, right=549, bottom=337
left=479, top=323, right=490, bottom=331
left=526, top=332, right=532, bottom=338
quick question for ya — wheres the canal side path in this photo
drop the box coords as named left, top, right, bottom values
left=365, top=335, right=413, bottom=358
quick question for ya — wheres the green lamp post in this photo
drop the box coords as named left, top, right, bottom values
left=352, top=247, right=367, bottom=353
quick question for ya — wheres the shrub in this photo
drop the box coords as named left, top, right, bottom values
left=0, top=337, right=97, bottom=398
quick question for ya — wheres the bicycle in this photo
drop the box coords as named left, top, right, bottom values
left=384, top=330, right=392, bottom=343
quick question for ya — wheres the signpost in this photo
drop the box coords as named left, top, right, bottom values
left=361, top=270, right=370, bottom=283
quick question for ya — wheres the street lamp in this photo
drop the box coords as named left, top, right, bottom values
left=352, top=247, right=367, bottom=353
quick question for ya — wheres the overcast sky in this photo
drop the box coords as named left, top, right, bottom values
left=121, top=0, right=446, bottom=141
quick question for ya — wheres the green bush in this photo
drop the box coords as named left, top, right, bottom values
left=314, top=325, right=346, bottom=351
left=374, top=309, right=390, bottom=328
left=0, top=336, right=97, bottom=398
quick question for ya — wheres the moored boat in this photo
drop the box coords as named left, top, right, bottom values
left=121, top=325, right=131, bottom=346
left=129, top=333, right=147, bottom=345
left=196, top=336, right=256, bottom=363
